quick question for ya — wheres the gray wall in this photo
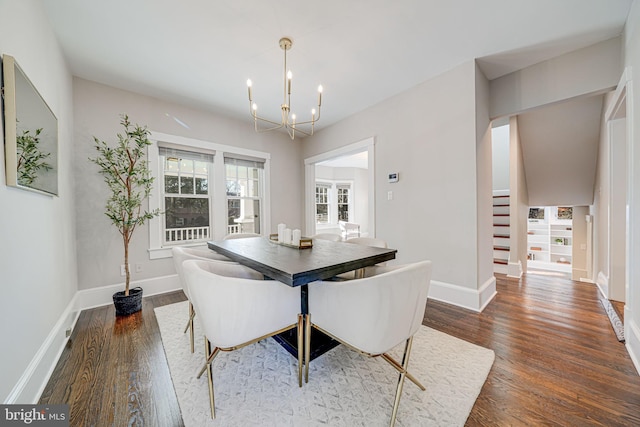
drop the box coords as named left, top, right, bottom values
left=73, top=78, right=304, bottom=290
left=0, top=0, right=78, bottom=402
left=303, top=61, right=490, bottom=300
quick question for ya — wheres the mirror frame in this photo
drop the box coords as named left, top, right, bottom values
left=2, top=54, right=58, bottom=196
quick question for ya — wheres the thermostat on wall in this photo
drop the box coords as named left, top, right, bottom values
left=388, top=172, right=399, bottom=183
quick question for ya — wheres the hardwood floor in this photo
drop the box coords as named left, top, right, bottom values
left=40, top=273, right=640, bottom=426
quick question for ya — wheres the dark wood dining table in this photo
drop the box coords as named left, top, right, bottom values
left=207, top=236, right=397, bottom=359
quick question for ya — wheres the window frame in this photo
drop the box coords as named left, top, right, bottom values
left=160, top=150, right=213, bottom=245
left=147, top=132, right=271, bottom=259
left=315, top=179, right=353, bottom=229
left=224, top=156, right=265, bottom=236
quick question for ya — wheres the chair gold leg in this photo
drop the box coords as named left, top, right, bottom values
left=183, top=302, right=195, bottom=333
left=389, top=336, right=414, bottom=427
left=381, top=353, right=425, bottom=391
left=183, top=303, right=196, bottom=353
left=304, top=314, right=311, bottom=383
left=204, top=338, right=216, bottom=419
left=197, top=344, right=220, bottom=379
left=297, top=314, right=303, bottom=387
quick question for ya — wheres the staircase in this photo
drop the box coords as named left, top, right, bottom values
left=493, top=193, right=510, bottom=274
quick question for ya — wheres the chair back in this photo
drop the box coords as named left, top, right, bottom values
left=310, top=260, right=431, bottom=355
left=224, top=233, right=261, bottom=240
left=345, top=236, right=388, bottom=248
left=172, top=246, right=233, bottom=299
left=183, top=259, right=300, bottom=349
left=311, top=233, right=342, bottom=242
left=339, top=221, right=360, bottom=239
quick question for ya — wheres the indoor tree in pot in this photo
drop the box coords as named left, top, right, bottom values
left=90, top=114, right=160, bottom=316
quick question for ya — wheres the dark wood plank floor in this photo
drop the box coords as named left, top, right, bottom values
left=40, top=273, right=640, bottom=426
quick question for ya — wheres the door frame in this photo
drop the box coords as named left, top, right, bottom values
left=303, top=137, right=375, bottom=237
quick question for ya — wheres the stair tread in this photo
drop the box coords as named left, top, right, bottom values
left=493, top=214, right=509, bottom=217
left=493, top=204, right=510, bottom=207
left=494, top=246, right=510, bottom=251
left=493, top=223, right=510, bottom=226
left=494, top=234, right=510, bottom=238
left=493, top=259, right=508, bottom=265
left=493, top=195, right=510, bottom=198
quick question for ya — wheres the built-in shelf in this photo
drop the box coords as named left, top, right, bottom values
left=527, top=207, right=572, bottom=272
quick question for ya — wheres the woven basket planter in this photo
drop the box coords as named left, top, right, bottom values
left=113, top=287, right=143, bottom=316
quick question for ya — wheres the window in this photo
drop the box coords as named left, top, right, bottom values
left=160, top=147, right=214, bottom=244
left=315, top=183, right=330, bottom=224
left=337, top=185, right=350, bottom=222
left=315, top=181, right=352, bottom=225
left=225, top=156, right=264, bottom=235
left=148, top=132, right=272, bottom=259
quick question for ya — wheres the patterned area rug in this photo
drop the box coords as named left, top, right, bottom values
left=155, top=301, right=494, bottom=427
left=600, top=297, right=625, bottom=342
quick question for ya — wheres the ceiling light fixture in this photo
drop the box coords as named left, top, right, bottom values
left=246, top=37, right=322, bottom=140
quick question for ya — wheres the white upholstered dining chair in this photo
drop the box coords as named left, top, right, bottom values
left=224, top=232, right=261, bottom=239
left=183, top=259, right=304, bottom=419
left=306, top=260, right=432, bottom=426
left=172, top=246, right=233, bottom=353
left=311, top=233, right=342, bottom=242
left=337, top=236, right=389, bottom=279
left=345, top=236, right=388, bottom=248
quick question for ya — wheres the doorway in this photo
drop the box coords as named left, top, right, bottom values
left=303, top=138, right=375, bottom=237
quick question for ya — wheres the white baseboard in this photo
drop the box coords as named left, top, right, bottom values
left=507, top=261, right=522, bottom=279
left=428, top=276, right=497, bottom=312
left=5, top=275, right=182, bottom=404
left=626, top=308, right=640, bottom=376
left=77, top=274, right=181, bottom=311
left=4, top=294, right=80, bottom=404
left=596, top=271, right=609, bottom=298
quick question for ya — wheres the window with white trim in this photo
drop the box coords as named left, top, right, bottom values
left=148, top=133, right=272, bottom=259
left=315, top=183, right=330, bottom=224
left=160, top=147, right=214, bottom=244
left=225, top=156, right=264, bottom=235
left=315, top=181, right=352, bottom=225
left=337, top=184, right=351, bottom=222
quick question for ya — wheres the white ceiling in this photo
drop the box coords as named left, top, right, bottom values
left=40, top=0, right=634, bottom=133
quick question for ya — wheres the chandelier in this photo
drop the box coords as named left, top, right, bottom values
left=246, top=37, right=323, bottom=140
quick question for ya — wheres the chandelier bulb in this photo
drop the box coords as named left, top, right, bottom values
left=252, top=102, right=257, bottom=111
left=287, top=70, right=292, bottom=80
left=247, top=79, right=252, bottom=87
left=311, top=108, right=316, bottom=116
left=318, top=85, right=323, bottom=93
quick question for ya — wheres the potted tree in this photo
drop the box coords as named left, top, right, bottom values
left=90, top=115, right=160, bottom=316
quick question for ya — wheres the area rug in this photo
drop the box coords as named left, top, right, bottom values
left=155, top=301, right=494, bottom=426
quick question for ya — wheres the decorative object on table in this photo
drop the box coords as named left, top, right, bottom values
left=269, top=233, right=312, bottom=249
left=89, top=114, right=161, bottom=316
left=246, top=37, right=323, bottom=140
left=273, top=223, right=310, bottom=248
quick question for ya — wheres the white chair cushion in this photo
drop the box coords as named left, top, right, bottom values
left=172, top=246, right=233, bottom=299
left=309, top=260, right=431, bottom=355
left=184, top=259, right=301, bottom=349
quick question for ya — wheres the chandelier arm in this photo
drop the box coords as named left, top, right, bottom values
left=286, top=124, right=313, bottom=137
left=253, top=118, right=286, bottom=132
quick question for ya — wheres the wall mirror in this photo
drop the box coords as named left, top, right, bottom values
left=2, top=54, right=58, bottom=195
